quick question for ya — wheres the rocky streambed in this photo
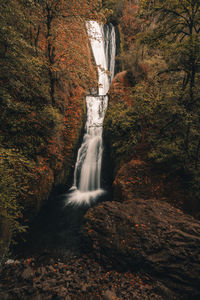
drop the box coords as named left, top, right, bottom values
left=0, top=254, right=179, bottom=300
left=1, top=193, right=200, bottom=299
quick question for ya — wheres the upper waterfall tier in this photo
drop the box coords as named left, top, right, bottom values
left=86, top=21, right=110, bottom=95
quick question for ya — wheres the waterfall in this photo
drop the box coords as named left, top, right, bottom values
left=104, top=23, right=116, bottom=84
left=67, top=21, right=116, bottom=205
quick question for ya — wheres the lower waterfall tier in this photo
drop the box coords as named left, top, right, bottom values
left=66, top=95, right=108, bottom=205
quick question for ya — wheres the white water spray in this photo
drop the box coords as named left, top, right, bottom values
left=67, top=21, right=116, bottom=205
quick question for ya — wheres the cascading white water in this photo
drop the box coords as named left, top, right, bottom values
left=87, top=21, right=110, bottom=95
left=67, top=21, right=116, bottom=205
left=104, top=23, right=116, bottom=84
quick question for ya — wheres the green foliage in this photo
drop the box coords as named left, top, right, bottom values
left=0, top=0, right=50, bottom=104
left=137, top=0, right=200, bottom=180
left=104, top=0, right=200, bottom=208
left=0, top=99, right=63, bottom=157
left=0, top=149, right=32, bottom=237
left=0, top=0, right=44, bottom=244
left=104, top=101, right=142, bottom=164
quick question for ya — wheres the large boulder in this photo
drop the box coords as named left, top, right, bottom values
left=84, top=199, right=200, bottom=298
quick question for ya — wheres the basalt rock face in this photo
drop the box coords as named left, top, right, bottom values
left=84, top=199, right=200, bottom=298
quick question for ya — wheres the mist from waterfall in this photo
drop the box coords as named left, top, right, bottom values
left=67, top=21, right=116, bottom=205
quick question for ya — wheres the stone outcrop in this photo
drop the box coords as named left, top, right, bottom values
left=84, top=199, right=200, bottom=298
